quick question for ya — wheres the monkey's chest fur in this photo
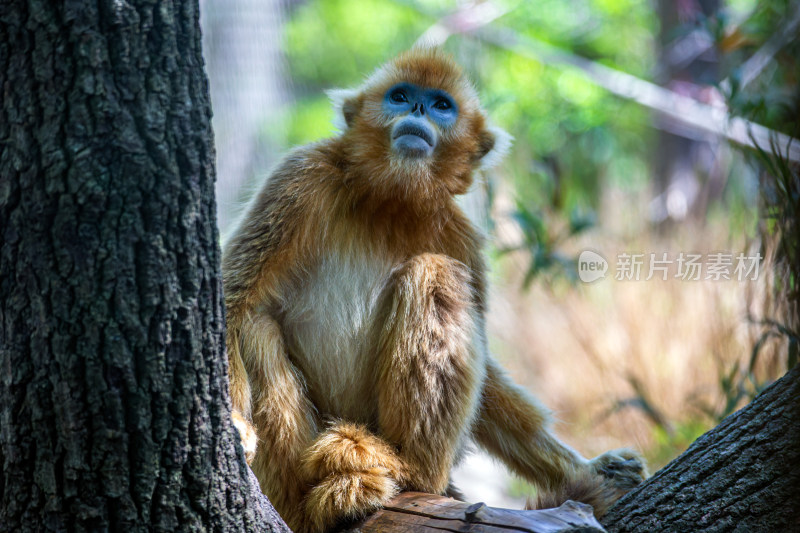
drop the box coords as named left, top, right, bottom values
left=278, top=245, right=395, bottom=424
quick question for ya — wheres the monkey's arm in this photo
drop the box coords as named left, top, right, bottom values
left=222, top=162, right=315, bottom=437
left=458, top=245, right=583, bottom=486
left=461, top=248, right=582, bottom=487
left=225, top=262, right=320, bottom=520
left=473, top=358, right=646, bottom=514
left=463, top=238, right=645, bottom=500
left=223, top=151, right=344, bottom=529
left=235, top=312, right=318, bottom=528
left=223, top=169, right=303, bottom=423
left=222, top=147, right=324, bottom=422
left=473, top=358, right=588, bottom=489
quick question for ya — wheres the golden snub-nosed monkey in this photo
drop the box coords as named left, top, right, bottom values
left=222, top=47, right=647, bottom=533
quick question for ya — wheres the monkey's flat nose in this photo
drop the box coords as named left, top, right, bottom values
left=412, top=103, right=425, bottom=116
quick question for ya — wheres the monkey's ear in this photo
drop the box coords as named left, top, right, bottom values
left=326, top=88, right=361, bottom=131
left=476, top=126, right=513, bottom=170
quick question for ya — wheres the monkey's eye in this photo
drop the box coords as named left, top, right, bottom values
left=390, top=90, right=408, bottom=103
left=433, top=98, right=452, bottom=110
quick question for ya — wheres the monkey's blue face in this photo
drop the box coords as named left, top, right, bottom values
left=383, top=83, right=458, bottom=159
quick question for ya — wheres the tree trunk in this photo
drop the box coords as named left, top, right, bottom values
left=651, top=0, right=723, bottom=225
left=602, top=364, right=800, bottom=532
left=0, top=1, right=287, bottom=531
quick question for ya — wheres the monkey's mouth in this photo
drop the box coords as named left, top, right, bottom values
left=393, top=124, right=434, bottom=147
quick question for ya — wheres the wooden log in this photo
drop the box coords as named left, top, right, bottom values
left=341, top=492, right=606, bottom=532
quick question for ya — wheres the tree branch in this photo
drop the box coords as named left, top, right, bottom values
left=342, top=492, right=606, bottom=533
left=602, top=364, right=800, bottom=532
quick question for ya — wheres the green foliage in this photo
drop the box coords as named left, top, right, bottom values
left=506, top=475, right=537, bottom=501
left=647, top=419, right=709, bottom=471
left=500, top=201, right=595, bottom=286
left=650, top=315, right=799, bottom=469
left=507, top=0, right=657, bottom=73
left=286, top=0, right=428, bottom=88
left=753, top=142, right=799, bottom=337
left=718, top=0, right=800, bottom=362
left=720, top=0, right=799, bottom=131
left=284, top=96, right=336, bottom=146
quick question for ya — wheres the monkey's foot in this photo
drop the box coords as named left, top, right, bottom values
left=300, top=422, right=406, bottom=484
left=299, top=423, right=407, bottom=532
left=588, top=448, right=648, bottom=491
left=303, top=466, right=399, bottom=533
left=231, top=410, right=257, bottom=463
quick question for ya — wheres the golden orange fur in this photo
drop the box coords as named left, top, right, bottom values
left=222, top=48, right=646, bottom=533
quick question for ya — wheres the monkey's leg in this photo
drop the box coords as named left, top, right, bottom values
left=474, top=359, right=647, bottom=515
left=239, top=313, right=319, bottom=532
left=375, top=253, right=484, bottom=493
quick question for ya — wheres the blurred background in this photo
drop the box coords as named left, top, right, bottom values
left=200, top=0, right=799, bottom=508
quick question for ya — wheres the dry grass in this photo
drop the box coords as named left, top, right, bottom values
left=485, top=190, right=786, bottom=472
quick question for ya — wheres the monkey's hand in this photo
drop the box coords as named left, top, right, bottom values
left=527, top=449, right=647, bottom=517
left=232, top=410, right=258, bottom=464
left=588, top=448, right=648, bottom=492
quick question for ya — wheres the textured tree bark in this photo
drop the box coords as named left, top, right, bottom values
left=0, top=1, right=288, bottom=531
left=602, top=365, right=800, bottom=532
left=341, top=492, right=606, bottom=533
